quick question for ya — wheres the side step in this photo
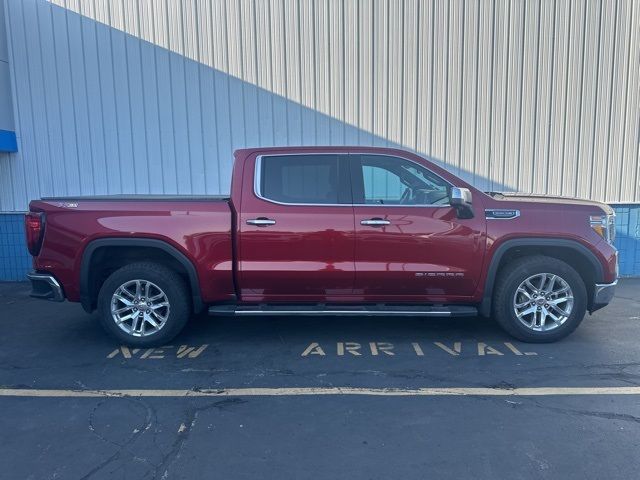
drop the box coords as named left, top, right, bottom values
left=208, top=304, right=477, bottom=317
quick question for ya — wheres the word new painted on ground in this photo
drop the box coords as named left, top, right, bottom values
left=301, top=341, right=537, bottom=357
left=107, top=344, right=209, bottom=359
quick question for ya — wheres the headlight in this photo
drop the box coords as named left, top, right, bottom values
left=590, top=213, right=616, bottom=244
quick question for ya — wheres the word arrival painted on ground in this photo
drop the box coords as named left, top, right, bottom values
left=301, top=342, right=538, bottom=357
left=107, top=344, right=209, bottom=359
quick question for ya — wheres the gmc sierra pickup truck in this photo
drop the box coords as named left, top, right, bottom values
left=25, top=147, right=618, bottom=346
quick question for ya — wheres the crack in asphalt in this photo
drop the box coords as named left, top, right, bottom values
left=528, top=399, right=640, bottom=426
left=145, top=398, right=247, bottom=480
left=78, top=396, right=154, bottom=480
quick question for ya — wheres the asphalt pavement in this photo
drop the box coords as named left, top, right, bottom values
left=1, top=280, right=639, bottom=479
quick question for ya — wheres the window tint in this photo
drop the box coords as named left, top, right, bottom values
left=359, top=155, right=450, bottom=205
left=259, top=155, right=341, bottom=204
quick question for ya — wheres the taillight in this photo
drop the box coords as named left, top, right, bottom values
left=24, top=212, right=45, bottom=256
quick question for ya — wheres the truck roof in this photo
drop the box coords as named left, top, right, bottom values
left=234, top=145, right=418, bottom=157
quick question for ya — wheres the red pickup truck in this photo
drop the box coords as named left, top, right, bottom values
left=25, top=147, right=618, bottom=346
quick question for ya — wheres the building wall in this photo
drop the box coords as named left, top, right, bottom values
left=0, top=0, right=17, bottom=152
left=0, top=0, right=639, bottom=280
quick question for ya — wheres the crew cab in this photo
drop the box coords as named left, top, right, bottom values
left=25, top=147, right=618, bottom=346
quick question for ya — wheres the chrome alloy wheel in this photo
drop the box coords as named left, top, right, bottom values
left=513, top=273, right=574, bottom=332
left=110, top=279, right=170, bottom=337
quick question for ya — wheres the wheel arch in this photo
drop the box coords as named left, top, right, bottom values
left=478, top=238, right=604, bottom=317
left=80, top=238, right=204, bottom=314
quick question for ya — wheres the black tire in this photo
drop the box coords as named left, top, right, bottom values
left=492, top=255, right=587, bottom=343
left=97, top=262, right=191, bottom=347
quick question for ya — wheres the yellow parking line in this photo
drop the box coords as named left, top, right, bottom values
left=2, top=386, right=640, bottom=397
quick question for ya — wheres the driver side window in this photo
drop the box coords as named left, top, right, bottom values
left=358, top=155, right=450, bottom=206
left=362, top=165, right=405, bottom=203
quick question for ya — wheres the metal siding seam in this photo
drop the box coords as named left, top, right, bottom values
left=340, top=0, right=346, bottom=145
left=514, top=0, right=527, bottom=193
left=89, top=0, right=111, bottom=194
left=384, top=0, right=391, bottom=146
left=148, top=0, right=167, bottom=194
left=456, top=0, right=466, bottom=179
left=443, top=0, right=450, bottom=165
left=470, top=0, right=480, bottom=189
left=558, top=0, right=573, bottom=198
left=573, top=0, right=589, bottom=198
left=159, top=0, right=178, bottom=192
left=3, top=0, right=20, bottom=210
left=175, top=0, right=193, bottom=193
left=476, top=0, right=494, bottom=192
left=179, top=0, right=197, bottom=193
left=266, top=0, right=278, bottom=146
left=549, top=0, right=569, bottom=197
left=242, top=0, right=261, bottom=146
left=534, top=0, right=551, bottom=195
left=17, top=1, right=41, bottom=205
left=413, top=0, right=423, bottom=153
left=543, top=0, right=557, bottom=195
left=79, top=0, right=100, bottom=194
left=111, top=4, right=135, bottom=194
left=220, top=0, right=237, bottom=190
left=402, top=0, right=417, bottom=150
left=500, top=0, right=512, bottom=191
left=344, top=0, right=357, bottom=144
left=196, top=1, right=214, bottom=193
left=121, top=0, right=140, bottom=194
left=618, top=2, right=637, bottom=201
left=49, top=1, right=73, bottom=195
left=597, top=0, right=617, bottom=202
left=445, top=0, right=462, bottom=177
left=621, top=0, right=640, bottom=202
left=106, top=1, right=124, bottom=193
left=586, top=0, right=604, bottom=199
left=528, top=0, right=542, bottom=194
left=427, top=0, right=435, bottom=154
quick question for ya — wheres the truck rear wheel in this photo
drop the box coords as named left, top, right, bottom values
left=97, top=262, right=190, bottom=347
left=492, top=255, right=587, bottom=343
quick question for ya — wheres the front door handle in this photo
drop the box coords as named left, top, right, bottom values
left=246, top=217, right=276, bottom=227
left=360, top=218, right=391, bottom=227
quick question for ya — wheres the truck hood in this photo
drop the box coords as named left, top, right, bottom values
left=486, top=192, right=613, bottom=214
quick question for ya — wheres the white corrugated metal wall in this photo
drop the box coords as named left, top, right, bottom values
left=0, top=0, right=638, bottom=212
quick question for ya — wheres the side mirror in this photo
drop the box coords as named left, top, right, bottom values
left=450, top=187, right=474, bottom=219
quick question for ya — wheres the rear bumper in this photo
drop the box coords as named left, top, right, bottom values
left=27, top=271, right=65, bottom=302
left=591, top=279, right=617, bottom=312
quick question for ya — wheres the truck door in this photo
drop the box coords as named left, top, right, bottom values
left=351, top=153, right=486, bottom=300
left=238, top=153, right=355, bottom=301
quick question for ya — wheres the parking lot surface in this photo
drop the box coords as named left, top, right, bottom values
left=1, top=280, right=640, bottom=479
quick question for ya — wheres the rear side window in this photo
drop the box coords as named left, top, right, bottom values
left=257, top=155, right=348, bottom=204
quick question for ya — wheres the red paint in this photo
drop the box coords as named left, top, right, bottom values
left=27, top=146, right=618, bottom=309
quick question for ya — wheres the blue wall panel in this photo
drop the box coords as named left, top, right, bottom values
left=0, top=129, right=17, bottom=152
left=613, top=205, right=640, bottom=277
left=0, top=214, right=30, bottom=281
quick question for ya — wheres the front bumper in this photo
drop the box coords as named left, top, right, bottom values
left=27, top=271, right=65, bottom=302
left=591, top=279, right=617, bottom=312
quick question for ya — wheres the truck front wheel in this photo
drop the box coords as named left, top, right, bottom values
left=97, top=262, right=190, bottom=347
left=492, top=255, right=587, bottom=342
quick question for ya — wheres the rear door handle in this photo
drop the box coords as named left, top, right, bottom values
left=246, top=217, right=276, bottom=227
left=360, top=218, right=391, bottom=227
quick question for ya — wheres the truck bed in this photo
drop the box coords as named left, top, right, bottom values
left=29, top=195, right=236, bottom=306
